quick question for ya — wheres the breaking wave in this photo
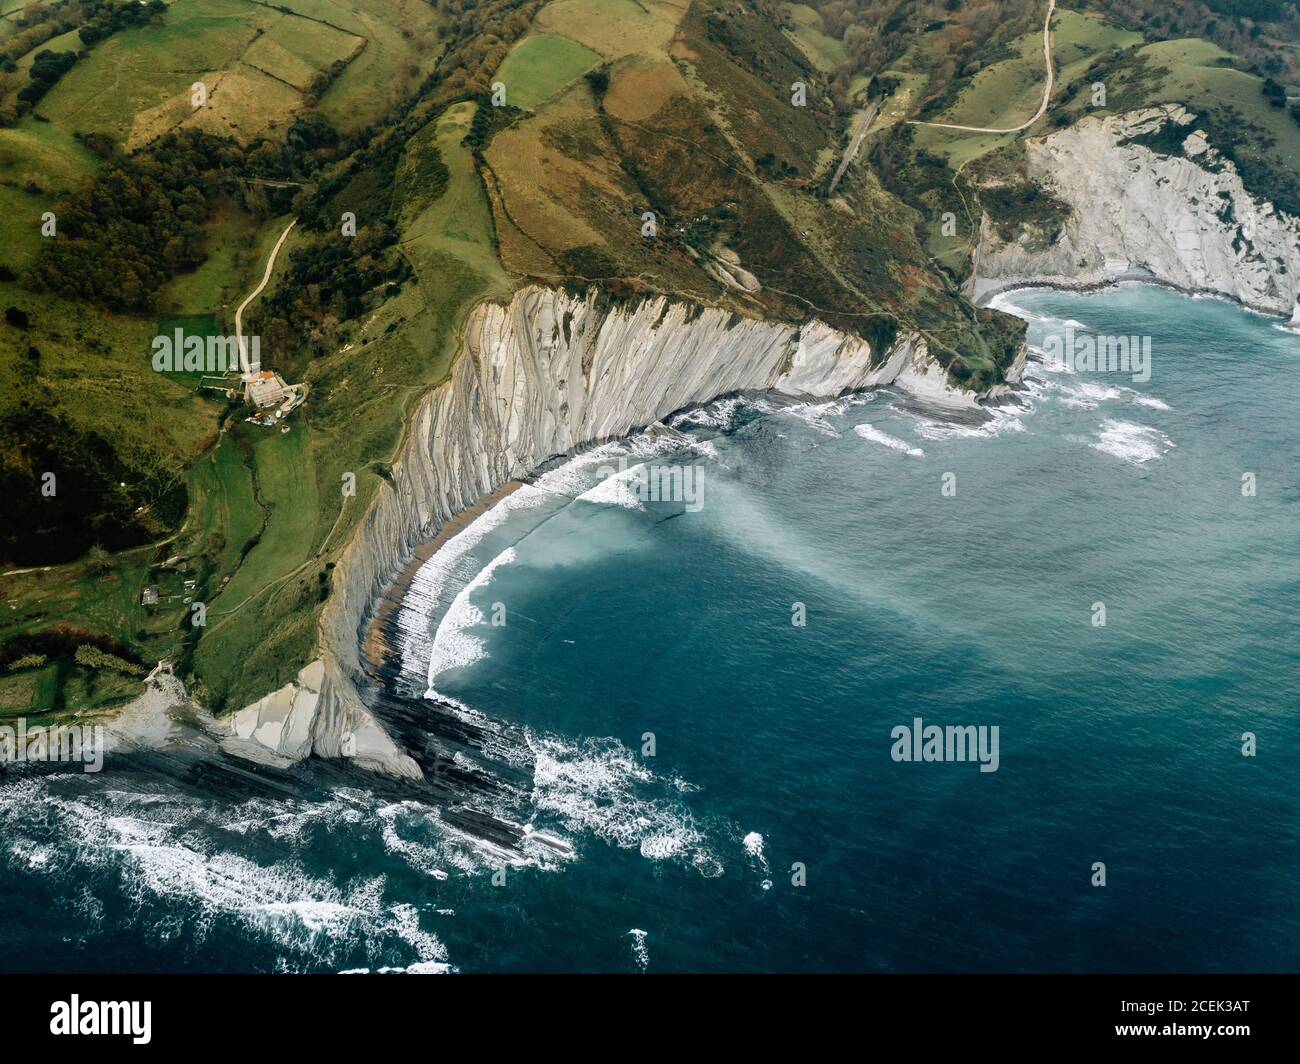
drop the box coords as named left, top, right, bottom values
left=853, top=423, right=925, bottom=457
left=0, top=775, right=456, bottom=973
left=1091, top=419, right=1176, bottom=464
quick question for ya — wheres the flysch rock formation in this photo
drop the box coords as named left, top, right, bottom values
left=973, top=104, right=1300, bottom=318
left=230, top=285, right=1020, bottom=777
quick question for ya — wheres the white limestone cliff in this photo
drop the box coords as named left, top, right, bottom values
left=233, top=286, right=1015, bottom=777
left=973, top=104, right=1300, bottom=318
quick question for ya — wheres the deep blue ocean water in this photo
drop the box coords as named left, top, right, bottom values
left=2, top=285, right=1297, bottom=972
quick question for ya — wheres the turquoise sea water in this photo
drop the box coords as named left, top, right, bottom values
left=2, top=285, right=1297, bottom=972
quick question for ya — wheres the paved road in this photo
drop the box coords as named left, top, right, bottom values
left=910, top=0, right=1056, bottom=135
left=236, top=217, right=297, bottom=376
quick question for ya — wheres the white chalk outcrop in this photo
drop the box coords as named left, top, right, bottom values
left=973, top=104, right=1300, bottom=318
left=233, top=286, right=1014, bottom=777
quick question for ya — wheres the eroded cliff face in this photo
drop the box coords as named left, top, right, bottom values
left=973, top=104, right=1300, bottom=317
left=234, top=286, right=1011, bottom=777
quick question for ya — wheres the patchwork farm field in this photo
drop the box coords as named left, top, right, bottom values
left=536, top=0, right=683, bottom=59
left=36, top=0, right=276, bottom=143
left=27, top=0, right=437, bottom=147
left=494, top=33, right=603, bottom=111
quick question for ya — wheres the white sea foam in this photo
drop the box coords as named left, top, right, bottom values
left=426, top=547, right=516, bottom=683
left=1057, top=381, right=1125, bottom=409
left=640, top=833, right=688, bottom=859
left=743, top=831, right=773, bottom=890
left=669, top=395, right=757, bottom=430
left=1091, top=419, right=1175, bottom=464
left=909, top=402, right=1028, bottom=441
left=1055, top=380, right=1172, bottom=413
left=576, top=466, right=647, bottom=511
left=776, top=393, right=873, bottom=437
left=378, top=796, right=563, bottom=876
left=986, top=292, right=1039, bottom=320
left=627, top=928, right=649, bottom=971
left=854, top=423, right=925, bottom=457
left=0, top=777, right=457, bottom=971
left=525, top=732, right=716, bottom=873
left=1029, top=345, right=1075, bottom=375
left=342, top=961, right=453, bottom=974
left=395, top=485, right=549, bottom=682
left=401, top=426, right=724, bottom=681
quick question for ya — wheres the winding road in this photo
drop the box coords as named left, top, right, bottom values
left=910, top=0, right=1056, bottom=135
left=236, top=217, right=297, bottom=376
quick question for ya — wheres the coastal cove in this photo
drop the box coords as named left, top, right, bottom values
left=1, top=284, right=1294, bottom=973
left=375, top=283, right=1299, bottom=972
left=6, top=0, right=1300, bottom=993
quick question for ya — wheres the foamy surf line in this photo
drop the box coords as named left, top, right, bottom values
left=854, top=423, right=924, bottom=457
left=426, top=547, right=517, bottom=684
left=523, top=731, right=722, bottom=876
left=398, top=424, right=734, bottom=680
left=0, top=776, right=457, bottom=972
left=395, top=485, right=550, bottom=682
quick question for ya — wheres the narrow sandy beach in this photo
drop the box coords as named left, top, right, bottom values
left=360, top=480, right=526, bottom=675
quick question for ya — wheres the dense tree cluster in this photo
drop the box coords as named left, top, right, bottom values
left=1262, top=76, right=1287, bottom=107
left=17, top=48, right=77, bottom=105
left=790, top=0, right=1300, bottom=112
left=0, top=624, right=144, bottom=674
left=28, top=131, right=240, bottom=310
left=789, top=0, right=1041, bottom=112
left=420, top=0, right=544, bottom=106
left=259, top=225, right=413, bottom=366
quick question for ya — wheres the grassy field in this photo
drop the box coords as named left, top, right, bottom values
left=536, top=0, right=682, bottom=59
left=912, top=11, right=1137, bottom=172
left=26, top=0, right=431, bottom=147
left=313, top=0, right=444, bottom=133
left=242, top=19, right=362, bottom=93
left=0, top=117, right=101, bottom=293
left=161, top=204, right=265, bottom=317
left=930, top=20, right=1048, bottom=132
left=782, top=3, right=847, bottom=74
left=0, top=254, right=229, bottom=711
left=192, top=422, right=324, bottom=705
left=36, top=0, right=273, bottom=143
left=494, top=33, right=603, bottom=111
left=1141, top=39, right=1300, bottom=163
left=1051, top=9, right=1142, bottom=83
left=402, top=102, right=514, bottom=298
